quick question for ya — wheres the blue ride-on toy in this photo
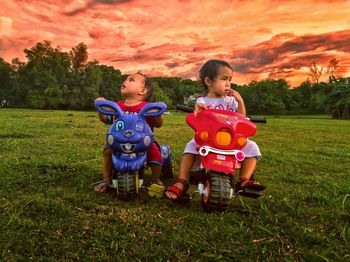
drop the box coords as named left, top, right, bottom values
left=95, top=100, right=173, bottom=200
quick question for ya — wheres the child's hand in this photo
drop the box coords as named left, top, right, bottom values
left=95, top=97, right=106, bottom=102
left=227, top=89, right=243, bottom=103
left=194, top=103, right=210, bottom=116
left=95, top=97, right=109, bottom=122
left=228, top=89, right=246, bottom=115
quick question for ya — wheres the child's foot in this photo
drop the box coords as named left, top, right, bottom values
left=152, top=179, right=164, bottom=186
left=164, top=179, right=189, bottom=200
left=94, top=181, right=110, bottom=193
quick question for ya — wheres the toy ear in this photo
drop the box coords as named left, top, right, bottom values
left=139, top=102, right=167, bottom=119
left=95, top=100, right=123, bottom=117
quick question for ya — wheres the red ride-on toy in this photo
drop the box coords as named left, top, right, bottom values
left=176, top=105, right=267, bottom=212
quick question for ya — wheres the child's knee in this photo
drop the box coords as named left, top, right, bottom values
left=182, top=153, right=197, bottom=165
left=149, top=161, right=162, bottom=167
left=103, top=148, right=112, bottom=157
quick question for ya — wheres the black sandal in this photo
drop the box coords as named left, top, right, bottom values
left=236, top=178, right=265, bottom=198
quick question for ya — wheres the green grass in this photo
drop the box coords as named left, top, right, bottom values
left=0, top=109, right=349, bottom=261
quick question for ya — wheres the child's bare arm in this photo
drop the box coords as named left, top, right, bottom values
left=153, top=115, right=164, bottom=128
left=228, top=89, right=246, bottom=116
left=98, top=112, right=109, bottom=123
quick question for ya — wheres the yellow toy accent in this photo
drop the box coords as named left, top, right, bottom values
left=216, top=129, right=232, bottom=146
left=237, top=136, right=247, bottom=147
left=199, top=131, right=209, bottom=141
left=148, top=184, right=165, bottom=198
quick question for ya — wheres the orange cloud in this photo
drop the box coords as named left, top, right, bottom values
left=229, top=29, right=350, bottom=85
left=1, top=0, right=350, bottom=86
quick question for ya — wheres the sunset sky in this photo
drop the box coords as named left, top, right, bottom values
left=1, top=0, right=350, bottom=86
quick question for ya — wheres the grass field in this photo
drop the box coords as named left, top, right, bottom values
left=0, top=109, right=349, bottom=261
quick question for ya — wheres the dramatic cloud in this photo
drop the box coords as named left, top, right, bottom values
left=1, top=0, right=350, bottom=86
left=64, top=0, right=134, bottom=16
left=233, top=30, right=350, bottom=72
left=230, top=30, right=350, bottom=84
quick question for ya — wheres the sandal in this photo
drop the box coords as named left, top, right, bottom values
left=236, top=178, right=265, bottom=198
left=94, top=181, right=110, bottom=193
left=164, top=178, right=189, bottom=200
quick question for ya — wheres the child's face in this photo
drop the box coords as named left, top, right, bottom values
left=206, top=66, right=233, bottom=98
left=121, top=73, right=147, bottom=99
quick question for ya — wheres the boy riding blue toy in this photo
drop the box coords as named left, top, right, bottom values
left=95, top=99, right=172, bottom=200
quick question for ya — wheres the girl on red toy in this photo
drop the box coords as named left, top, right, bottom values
left=165, top=59, right=265, bottom=200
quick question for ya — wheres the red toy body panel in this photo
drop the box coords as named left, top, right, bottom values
left=187, top=109, right=256, bottom=174
left=200, top=153, right=237, bottom=174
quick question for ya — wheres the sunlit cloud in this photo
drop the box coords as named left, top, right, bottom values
left=229, top=30, right=350, bottom=85
left=1, top=0, right=350, bottom=86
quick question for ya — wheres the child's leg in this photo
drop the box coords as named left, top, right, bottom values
left=239, top=140, right=263, bottom=187
left=95, top=148, right=113, bottom=193
left=239, top=156, right=265, bottom=189
left=239, top=157, right=257, bottom=183
left=147, top=142, right=164, bottom=185
left=238, top=157, right=265, bottom=197
left=150, top=163, right=163, bottom=186
left=102, top=148, right=113, bottom=182
left=165, top=153, right=195, bottom=199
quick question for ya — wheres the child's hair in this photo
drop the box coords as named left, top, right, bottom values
left=199, top=60, right=233, bottom=91
left=137, top=71, right=153, bottom=101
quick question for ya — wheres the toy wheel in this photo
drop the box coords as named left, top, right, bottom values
left=201, top=172, right=231, bottom=212
left=117, top=172, right=137, bottom=200
left=189, top=170, right=205, bottom=185
left=161, top=162, right=174, bottom=180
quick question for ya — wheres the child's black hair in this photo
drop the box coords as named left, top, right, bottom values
left=137, top=71, right=153, bottom=101
left=199, top=60, right=233, bottom=91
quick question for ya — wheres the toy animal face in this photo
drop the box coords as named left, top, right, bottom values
left=107, top=113, right=153, bottom=153
left=95, top=100, right=166, bottom=154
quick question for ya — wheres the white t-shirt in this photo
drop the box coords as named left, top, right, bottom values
left=196, top=96, right=238, bottom=112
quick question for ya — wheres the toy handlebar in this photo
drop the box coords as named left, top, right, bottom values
left=247, top=116, right=267, bottom=124
left=176, top=104, right=267, bottom=123
left=176, top=104, right=194, bottom=113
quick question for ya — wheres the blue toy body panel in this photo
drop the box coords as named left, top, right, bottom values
left=112, top=153, right=147, bottom=173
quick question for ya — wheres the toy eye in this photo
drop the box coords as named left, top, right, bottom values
left=116, top=121, right=125, bottom=131
left=134, top=121, right=144, bottom=131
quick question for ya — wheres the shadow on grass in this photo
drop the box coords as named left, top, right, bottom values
left=0, top=133, right=35, bottom=139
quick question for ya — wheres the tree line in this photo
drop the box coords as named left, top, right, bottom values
left=0, top=41, right=349, bottom=119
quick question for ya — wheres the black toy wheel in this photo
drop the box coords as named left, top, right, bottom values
left=160, top=144, right=174, bottom=180
left=161, top=162, right=174, bottom=180
left=117, top=172, right=137, bottom=200
left=201, top=172, right=231, bottom=212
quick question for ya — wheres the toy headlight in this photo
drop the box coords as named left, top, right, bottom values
left=199, top=131, right=209, bottom=141
left=216, top=129, right=231, bottom=146
left=235, top=135, right=247, bottom=147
